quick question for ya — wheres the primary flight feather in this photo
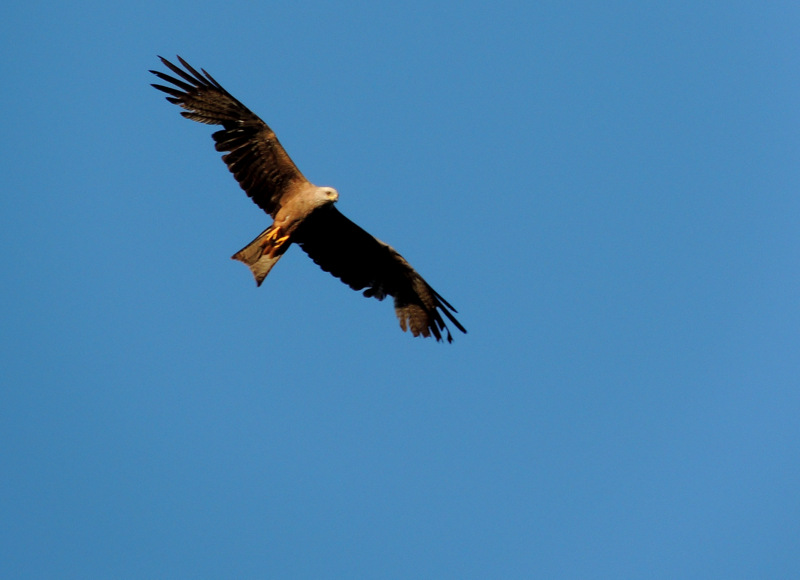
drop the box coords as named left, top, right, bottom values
left=150, top=56, right=466, bottom=342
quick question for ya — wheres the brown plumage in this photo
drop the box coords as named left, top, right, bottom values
left=151, top=56, right=466, bottom=342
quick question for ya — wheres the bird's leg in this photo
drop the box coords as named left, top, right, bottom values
left=262, top=226, right=290, bottom=250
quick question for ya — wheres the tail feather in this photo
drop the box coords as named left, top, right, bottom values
left=231, top=226, right=289, bottom=286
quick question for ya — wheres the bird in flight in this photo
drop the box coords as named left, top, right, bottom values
left=150, top=56, right=466, bottom=342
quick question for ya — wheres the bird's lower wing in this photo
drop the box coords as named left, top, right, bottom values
left=293, top=205, right=466, bottom=342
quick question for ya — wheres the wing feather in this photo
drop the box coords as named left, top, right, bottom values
left=293, top=206, right=466, bottom=342
left=150, top=56, right=307, bottom=216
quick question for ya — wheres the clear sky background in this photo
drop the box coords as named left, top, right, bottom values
left=2, top=1, right=799, bottom=578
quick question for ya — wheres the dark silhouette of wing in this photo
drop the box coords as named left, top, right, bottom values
left=150, top=56, right=306, bottom=216
left=293, top=205, right=466, bottom=342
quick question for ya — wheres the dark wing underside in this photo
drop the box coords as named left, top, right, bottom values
left=150, top=56, right=306, bottom=216
left=293, top=205, right=466, bottom=342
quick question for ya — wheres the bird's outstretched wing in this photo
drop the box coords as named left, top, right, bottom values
left=293, top=205, right=466, bottom=342
left=150, top=56, right=307, bottom=216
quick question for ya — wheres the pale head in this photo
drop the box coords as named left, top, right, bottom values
left=318, top=186, right=339, bottom=203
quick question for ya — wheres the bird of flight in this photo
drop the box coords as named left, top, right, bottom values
left=150, top=57, right=466, bottom=342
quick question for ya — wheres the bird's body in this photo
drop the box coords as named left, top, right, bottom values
left=151, top=56, right=465, bottom=342
left=231, top=183, right=339, bottom=284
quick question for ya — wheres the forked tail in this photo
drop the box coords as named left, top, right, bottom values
left=231, top=225, right=291, bottom=286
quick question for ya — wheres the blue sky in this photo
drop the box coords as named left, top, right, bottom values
left=2, top=1, right=799, bottom=577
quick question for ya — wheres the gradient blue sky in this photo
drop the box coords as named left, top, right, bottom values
left=2, top=1, right=799, bottom=578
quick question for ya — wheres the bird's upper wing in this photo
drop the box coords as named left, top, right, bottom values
left=150, top=56, right=307, bottom=216
left=293, top=205, right=466, bottom=342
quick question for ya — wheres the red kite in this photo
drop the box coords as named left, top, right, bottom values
left=151, top=57, right=466, bottom=342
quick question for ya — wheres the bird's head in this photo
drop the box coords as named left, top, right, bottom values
left=319, top=186, right=339, bottom=203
